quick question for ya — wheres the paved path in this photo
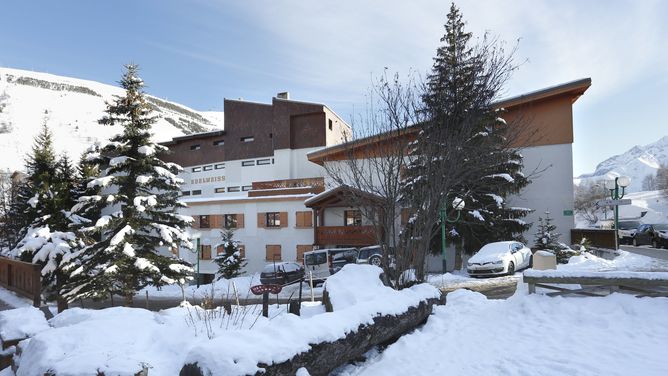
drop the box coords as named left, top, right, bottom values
left=620, top=245, right=668, bottom=261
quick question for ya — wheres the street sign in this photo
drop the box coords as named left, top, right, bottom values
left=596, top=199, right=632, bottom=207
left=250, top=284, right=282, bottom=295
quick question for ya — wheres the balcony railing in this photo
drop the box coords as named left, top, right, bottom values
left=315, top=225, right=377, bottom=246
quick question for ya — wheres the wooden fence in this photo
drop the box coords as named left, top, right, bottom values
left=0, top=257, right=40, bottom=307
left=571, top=229, right=616, bottom=249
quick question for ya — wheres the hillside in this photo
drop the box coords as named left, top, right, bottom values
left=576, top=136, right=668, bottom=192
left=0, top=67, right=223, bottom=173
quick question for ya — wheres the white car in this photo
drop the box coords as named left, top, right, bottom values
left=466, top=241, right=532, bottom=277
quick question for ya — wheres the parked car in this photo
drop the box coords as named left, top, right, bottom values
left=466, top=241, right=532, bottom=277
left=356, top=245, right=383, bottom=266
left=632, top=223, right=668, bottom=248
left=260, top=262, right=305, bottom=286
left=303, top=248, right=357, bottom=283
left=617, top=220, right=642, bottom=245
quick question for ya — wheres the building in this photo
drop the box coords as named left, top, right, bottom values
left=305, top=78, right=591, bottom=272
left=162, top=79, right=590, bottom=277
left=160, top=93, right=350, bottom=281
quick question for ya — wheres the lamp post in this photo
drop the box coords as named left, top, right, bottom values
left=604, top=176, right=630, bottom=250
left=440, top=197, right=465, bottom=273
left=189, top=230, right=202, bottom=288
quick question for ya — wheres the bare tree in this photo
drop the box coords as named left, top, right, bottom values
left=323, top=71, right=425, bottom=288
left=657, top=164, right=668, bottom=196
left=574, top=180, right=608, bottom=226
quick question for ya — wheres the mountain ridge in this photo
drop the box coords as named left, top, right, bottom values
left=0, top=66, right=223, bottom=173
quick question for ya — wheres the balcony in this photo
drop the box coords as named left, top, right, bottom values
left=315, top=226, right=377, bottom=247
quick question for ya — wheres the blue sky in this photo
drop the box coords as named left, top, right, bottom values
left=1, top=0, right=666, bottom=176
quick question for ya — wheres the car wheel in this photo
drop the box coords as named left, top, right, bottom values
left=633, top=238, right=638, bottom=247
left=507, top=262, right=515, bottom=276
left=369, top=255, right=382, bottom=266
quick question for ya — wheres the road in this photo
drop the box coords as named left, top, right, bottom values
left=620, top=245, right=668, bottom=261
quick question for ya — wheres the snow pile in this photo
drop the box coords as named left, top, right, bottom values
left=340, top=289, right=668, bottom=375
left=184, top=265, right=439, bottom=374
left=8, top=266, right=439, bottom=375
left=0, top=307, right=49, bottom=342
left=560, top=250, right=668, bottom=272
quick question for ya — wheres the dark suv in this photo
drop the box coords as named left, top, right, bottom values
left=632, top=223, right=668, bottom=248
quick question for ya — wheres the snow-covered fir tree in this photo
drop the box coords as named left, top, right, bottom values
left=8, top=125, right=81, bottom=309
left=62, top=64, right=193, bottom=306
left=533, top=211, right=571, bottom=263
left=400, top=3, right=529, bottom=265
left=214, top=229, right=246, bottom=280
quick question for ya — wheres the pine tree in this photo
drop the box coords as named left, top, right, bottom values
left=400, top=3, right=527, bottom=272
left=533, top=211, right=570, bottom=262
left=9, top=127, right=81, bottom=309
left=214, top=230, right=246, bottom=280
left=62, top=64, right=193, bottom=306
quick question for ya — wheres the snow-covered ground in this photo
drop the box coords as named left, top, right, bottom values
left=2, top=253, right=667, bottom=375
left=1, top=265, right=439, bottom=375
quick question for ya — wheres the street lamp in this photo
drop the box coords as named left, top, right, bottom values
left=440, top=197, right=465, bottom=273
left=604, top=176, right=630, bottom=250
left=189, top=230, right=202, bottom=288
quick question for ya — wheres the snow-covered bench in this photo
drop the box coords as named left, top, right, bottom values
left=523, top=270, right=668, bottom=297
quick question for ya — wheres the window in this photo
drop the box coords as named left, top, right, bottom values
left=192, top=167, right=202, bottom=172
left=199, top=215, right=210, bottom=228
left=238, top=245, right=246, bottom=259
left=242, top=160, right=255, bottom=167
left=181, top=191, right=191, bottom=196
left=200, top=245, right=212, bottom=260
left=227, top=186, right=240, bottom=192
left=257, top=158, right=271, bottom=165
left=295, top=211, right=313, bottom=228
left=266, top=212, right=281, bottom=227
left=213, top=139, right=224, bottom=146
left=215, top=187, right=225, bottom=193
left=266, top=245, right=282, bottom=261
left=190, top=144, right=201, bottom=150
left=214, top=163, right=225, bottom=170
left=328, top=119, right=333, bottom=130
left=203, top=165, right=213, bottom=171
left=241, top=136, right=254, bottom=142
left=296, top=245, right=313, bottom=262
left=344, top=210, right=362, bottom=226
left=192, top=190, right=202, bottom=195
left=242, top=185, right=252, bottom=191
left=224, top=214, right=238, bottom=229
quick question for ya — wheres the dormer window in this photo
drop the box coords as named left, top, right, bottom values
left=241, top=136, right=254, bottom=142
left=213, top=139, right=224, bottom=146
left=190, top=144, right=201, bottom=150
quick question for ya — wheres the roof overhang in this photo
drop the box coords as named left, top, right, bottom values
left=304, top=185, right=384, bottom=209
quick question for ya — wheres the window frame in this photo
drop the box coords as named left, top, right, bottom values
left=190, top=144, right=201, bottom=151
left=191, top=167, right=202, bottom=172
left=266, top=212, right=281, bottom=228
left=192, top=189, right=202, bottom=195
left=224, top=214, right=238, bottom=229
left=199, top=215, right=210, bottom=229
left=344, top=210, right=362, bottom=226
left=227, top=186, right=240, bottom=193
left=241, top=160, right=255, bottom=167
left=257, top=158, right=271, bottom=165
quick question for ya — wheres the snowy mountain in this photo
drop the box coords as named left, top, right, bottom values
left=0, top=67, right=223, bottom=173
left=576, top=136, right=668, bottom=192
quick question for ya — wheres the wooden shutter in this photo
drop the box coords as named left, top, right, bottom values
left=201, top=245, right=212, bottom=260
left=212, top=215, right=223, bottom=228
left=266, top=245, right=281, bottom=261
left=257, top=213, right=265, bottom=228
left=280, top=212, right=288, bottom=228
left=238, top=245, right=245, bottom=259
left=237, top=213, right=245, bottom=228
left=192, top=215, right=200, bottom=229
left=295, top=212, right=304, bottom=227
left=296, top=244, right=313, bottom=262
left=303, top=211, right=313, bottom=227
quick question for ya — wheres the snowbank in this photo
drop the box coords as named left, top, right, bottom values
left=0, top=307, right=49, bottom=342
left=9, top=265, right=439, bottom=375
left=339, top=289, right=668, bottom=375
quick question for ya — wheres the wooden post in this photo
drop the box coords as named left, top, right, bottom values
left=145, top=290, right=149, bottom=310
left=262, top=292, right=269, bottom=317
left=31, top=263, right=40, bottom=307
left=528, top=283, right=536, bottom=294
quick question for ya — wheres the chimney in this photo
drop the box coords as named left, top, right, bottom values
left=277, top=91, right=290, bottom=100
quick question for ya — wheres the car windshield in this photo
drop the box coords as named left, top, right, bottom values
left=654, top=224, right=668, bottom=231
left=262, top=264, right=282, bottom=273
left=304, top=252, right=327, bottom=265
left=618, top=221, right=641, bottom=230
left=281, top=263, right=301, bottom=272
